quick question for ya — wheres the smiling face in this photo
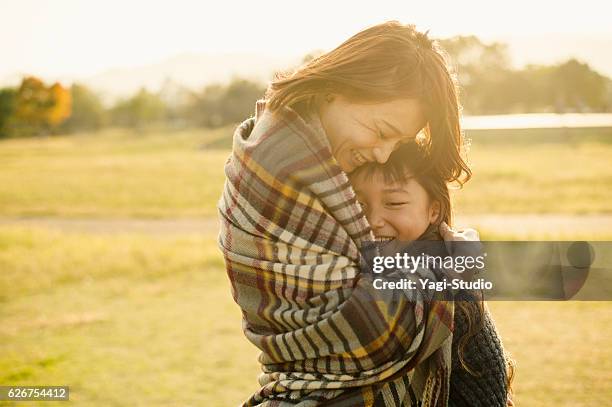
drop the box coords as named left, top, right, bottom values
left=351, top=170, right=440, bottom=241
left=317, top=96, right=426, bottom=173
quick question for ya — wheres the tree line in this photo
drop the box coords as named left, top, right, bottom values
left=439, top=36, right=612, bottom=114
left=1, top=36, right=610, bottom=138
left=0, top=77, right=267, bottom=137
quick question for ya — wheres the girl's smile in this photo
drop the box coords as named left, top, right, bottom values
left=351, top=170, right=440, bottom=241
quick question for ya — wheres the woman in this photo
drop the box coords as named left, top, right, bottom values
left=218, top=21, right=507, bottom=406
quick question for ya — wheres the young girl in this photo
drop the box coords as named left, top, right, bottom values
left=349, top=142, right=515, bottom=406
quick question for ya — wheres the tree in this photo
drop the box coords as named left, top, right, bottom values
left=0, top=88, right=16, bottom=137
left=550, top=59, right=609, bottom=112
left=110, top=88, right=166, bottom=131
left=438, top=36, right=611, bottom=113
left=12, top=76, right=71, bottom=136
left=61, top=84, right=106, bottom=132
left=222, top=79, right=267, bottom=124
left=439, top=36, right=513, bottom=114
left=188, top=78, right=266, bottom=127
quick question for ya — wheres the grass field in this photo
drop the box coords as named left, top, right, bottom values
left=1, top=127, right=611, bottom=406
left=0, top=127, right=611, bottom=218
left=0, top=226, right=610, bottom=406
left=0, top=227, right=257, bottom=406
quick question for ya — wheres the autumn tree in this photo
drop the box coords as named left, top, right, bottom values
left=13, top=76, right=71, bottom=136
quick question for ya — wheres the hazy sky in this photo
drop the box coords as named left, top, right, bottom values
left=2, top=0, right=612, bottom=79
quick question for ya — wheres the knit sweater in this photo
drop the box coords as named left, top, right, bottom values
left=448, top=293, right=509, bottom=406
left=418, top=225, right=510, bottom=406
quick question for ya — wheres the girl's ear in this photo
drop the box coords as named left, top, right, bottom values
left=429, top=201, right=441, bottom=224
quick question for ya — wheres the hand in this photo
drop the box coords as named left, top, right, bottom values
left=438, top=222, right=480, bottom=242
left=438, top=222, right=484, bottom=281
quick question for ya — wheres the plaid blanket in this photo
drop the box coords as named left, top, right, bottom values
left=218, top=100, right=454, bottom=406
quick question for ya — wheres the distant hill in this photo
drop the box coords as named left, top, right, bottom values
left=2, top=34, right=611, bottom=104
left=0, top=52, right=303, bottom=104
left=85, top=52, right=302, bottom=103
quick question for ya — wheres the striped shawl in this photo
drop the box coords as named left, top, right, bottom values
left=218, top=100, right=454, bottom=406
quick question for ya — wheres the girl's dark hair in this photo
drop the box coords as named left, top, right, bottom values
left=265, top=20, right=471, bottom=185
left=349, top=142, right=452, bottom=227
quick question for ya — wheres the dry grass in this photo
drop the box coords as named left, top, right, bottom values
left=1, top=127, right=611, bottom=405
left=1, top=226, right=610, bottom=406
left=1, top=127, right=611, bottom=218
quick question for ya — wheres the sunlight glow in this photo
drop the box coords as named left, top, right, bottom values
left=1, top=0, right=610, bottom=79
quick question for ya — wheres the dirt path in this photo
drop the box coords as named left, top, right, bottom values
left=1, top=214, right=611, bottom=236
left=455, top=214, right=612, bottom=237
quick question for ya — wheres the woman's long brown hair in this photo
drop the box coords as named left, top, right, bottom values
left=265, top=20, right=471, bottom=185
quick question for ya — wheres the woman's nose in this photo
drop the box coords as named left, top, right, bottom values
left=372, top=141, right=396, bottom=163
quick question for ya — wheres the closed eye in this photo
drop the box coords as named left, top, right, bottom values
left=387, top=201, right=409, bottom=207
left=377, top=128, right=392, bottom=140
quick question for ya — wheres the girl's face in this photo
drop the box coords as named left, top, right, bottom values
left=351, top=171, right=440, bottom=241
left=318, top=96, right=426, bottom=173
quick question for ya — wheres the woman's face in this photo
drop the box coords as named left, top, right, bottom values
left=318, top=96, right=426, bottom=173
